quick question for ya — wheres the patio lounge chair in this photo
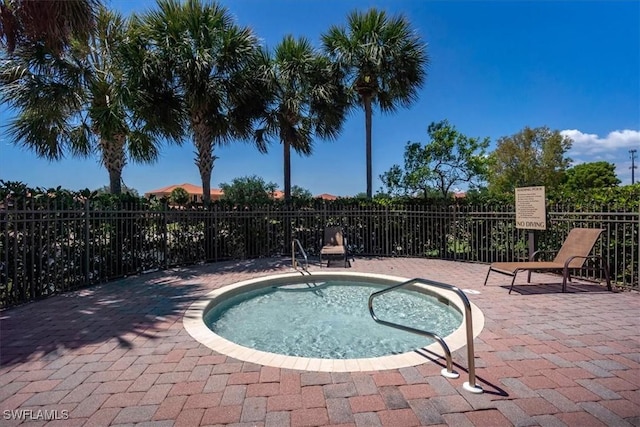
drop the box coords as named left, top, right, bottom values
left=320, top=226, right=348, bottom=267
left=483, top=228, right=611, bottom=293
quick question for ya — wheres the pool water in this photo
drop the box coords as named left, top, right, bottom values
left=204, top=280, right=463, bottom=359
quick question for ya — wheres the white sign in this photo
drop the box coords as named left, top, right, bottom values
left=515, top=186, right=546, bottom=230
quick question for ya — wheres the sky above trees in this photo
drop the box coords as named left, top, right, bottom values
left=1, top=0, right=638, bottom=195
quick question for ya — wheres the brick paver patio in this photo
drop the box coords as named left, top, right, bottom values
left=1, top=257, right=638, bottom=426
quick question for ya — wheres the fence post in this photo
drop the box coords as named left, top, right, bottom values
left=163, top=203, right=168, bottom=269
left=84, top=199, right=90, bottom=285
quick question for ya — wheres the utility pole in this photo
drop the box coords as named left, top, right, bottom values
left=631, top=149, right=637, bottom=184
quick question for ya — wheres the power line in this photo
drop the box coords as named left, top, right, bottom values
left=631, top=149, right=637, bottom=185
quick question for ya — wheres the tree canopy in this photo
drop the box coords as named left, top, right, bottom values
left=564, top=161, right=620, bottom=191
left=487, top=126, right=572, bottom=195
left=322, top=8, right=428, bottom=197
left=220, top=175, right=278, bottom=205
left=0, top=0, right=100, bottom=54
left=169, top=187, right=190, bottom=205
left=380, top=120, right=489, bottom=198
left=132, top=0, right=267, bottom=204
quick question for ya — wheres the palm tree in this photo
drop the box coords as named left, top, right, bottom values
left=255, top=35, right=348, bottom=201
left=0, top=0, right=101, bottom=54
left=0, top=7, right=176, bottom=194
left=322, top=8, right=429, bottom=197
left=133, top=0, right=267, bottom=204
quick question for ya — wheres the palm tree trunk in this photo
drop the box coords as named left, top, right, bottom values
left=284, top=138, right=291, bottom=201
left=193, top=114, right=214, bottom=205
left=364, top=96, right=373, bottom=198
left=101, top=135, right=126, bottom=194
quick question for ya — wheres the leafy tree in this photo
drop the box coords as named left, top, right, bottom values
left=380, top=120, right=489, bottom=198
left=220, top=175, right=278, bottom=205
left=0, top=7, right=174, bottom=194
left=322, top=8, right=428, bottom=198
left=291, top=185, right=313, bottom=200
left=133, top=0, right=267, bottom=204
left=0, top=0, right=100, bottom=54
left=95, top=184, right=139, bottom=197
left=487, top=126, right=572, bottom=195
left=564, top=161, right=620, bottom=191
left=169, top=187, right=190, bottom=206
left=254, top=35, right=348, bottom=201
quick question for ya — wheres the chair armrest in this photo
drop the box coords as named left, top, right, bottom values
left=563, top=254, right=605, bottom=269
left=530, top=250, right=557, bottom=261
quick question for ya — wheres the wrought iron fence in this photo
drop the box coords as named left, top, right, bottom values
left=1, top=201, right=637, bottom=308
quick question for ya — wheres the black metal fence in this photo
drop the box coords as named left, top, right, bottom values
left=1, top=201, right=638, bottom=308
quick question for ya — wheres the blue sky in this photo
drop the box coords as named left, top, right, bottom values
left=1, top=0, right=639, bottom=196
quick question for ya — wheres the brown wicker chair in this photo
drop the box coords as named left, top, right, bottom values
left=483, top=228, right=611, bottom=293
left=320, top=226, right=348, bottom=267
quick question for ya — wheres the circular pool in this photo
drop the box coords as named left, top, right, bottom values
left=184, top=272, right=485, bottom=372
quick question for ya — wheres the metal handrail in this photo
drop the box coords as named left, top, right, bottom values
left=368, top=278, right=482, bottom=394
left=291, top=239, right=308, bottom=270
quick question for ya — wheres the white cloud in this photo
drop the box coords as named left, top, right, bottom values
left=561, top=129, right=639, bottom=185
left=561, top=129, right=640, bottom=155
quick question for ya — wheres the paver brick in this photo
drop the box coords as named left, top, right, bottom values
left=280, top=371, right=302, bottom=394
left=22, top=390, right=69, bottom=407
left=265, top=410, right=290, bottom=427
left=85, top=407, right=121, bottom=426
left=240, top=396, right=267, bottom=422
left=152, top=395, right=187, bottom=420
left=138, top=384, right=173, bottom=405
left=398, top=384, right=435, bottom=400
left=267, top=394, right=303, bottom=411
left=183, top=392, right=222, bottom=409
left=228, top=372, right=260, bottom=385
left=247, top=382, right=280, bottom=397
left=464, top=408, right=513, bottom=427
left=378, top=386, right=409, bottom=410
left=112, top=405, right=158, bottom=424
left=69, top=393, right=110, bottom=418
left=201, top=404, right=242, bottom=425
left=372, top=372, right=406, bottom=387
left=102, top=391, right=145, bottom=408
left=348, top=395, right=385, bottom=413
left=259, top=366, right=280, bottom=383
left=290, top=407, right=329, bottom=427
left=174, top=408, right=204, bottom=426
left=324, top=382, right=357, bottom=399
left=353, top=412, right=382, bottom=427
left=376, top=408, right=420, bottom=427
left=302, top=385, right=326, bottom=408
left=221, top=384, right=247, bottom=406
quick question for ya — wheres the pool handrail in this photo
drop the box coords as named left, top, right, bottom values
left=291, top=239, right=308, bottom=271
left=368, top=278, right=483, bottom=394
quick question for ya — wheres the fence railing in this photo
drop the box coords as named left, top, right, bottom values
left=1, top=201, right=637, bottom=308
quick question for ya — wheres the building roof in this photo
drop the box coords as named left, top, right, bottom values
left=144, top=183, right=223, bottom=197
left=315, top=193, right=338, bottom=200
left=145, top=184, right=286, bottom=200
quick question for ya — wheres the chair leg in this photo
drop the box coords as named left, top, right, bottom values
left=483, top=268, right=492, bottom=286
left=602, top=258, right=612, bottom=291
left=562, top=267, right=569, bottom=292
left=508, top=273, right=517, bottom=294
left=527, top=270, right=532, bottom=283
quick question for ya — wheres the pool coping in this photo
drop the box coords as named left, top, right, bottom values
left=183, top=271, right=485, bottom=372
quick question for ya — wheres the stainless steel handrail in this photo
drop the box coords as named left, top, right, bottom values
left=291, top=239, right=308, bottom=270
left=368, top=278, right=482, bottom=394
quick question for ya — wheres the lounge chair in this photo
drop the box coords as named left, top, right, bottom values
left=320, top=226, right=348, bottom=267
left=483, top=228, right=611, bottom=293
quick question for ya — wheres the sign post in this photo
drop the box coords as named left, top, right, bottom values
left=515, top=186, right=547, bottom=259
